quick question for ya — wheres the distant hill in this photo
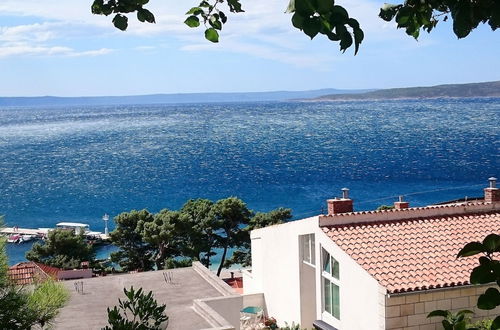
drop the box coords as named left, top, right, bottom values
left=0, top=88, right=370, bottom=107
left=310, top=81, right=500, bottom=101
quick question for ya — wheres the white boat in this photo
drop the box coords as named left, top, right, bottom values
left=20, top=234, right=35, bottom=243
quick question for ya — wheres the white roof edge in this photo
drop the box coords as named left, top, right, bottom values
left=56, top=222, right=90, bottom=227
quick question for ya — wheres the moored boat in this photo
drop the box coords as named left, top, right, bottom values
left=7, top=234, right=21, bottom=243
left=20, top=234, right=35, bottom=243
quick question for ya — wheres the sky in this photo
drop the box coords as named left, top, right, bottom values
left=0, top=0, right=499, bottom=96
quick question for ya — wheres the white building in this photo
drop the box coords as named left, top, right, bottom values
left=243, top=178, right=500, bottom=330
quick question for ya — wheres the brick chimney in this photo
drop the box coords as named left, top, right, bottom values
left=327, top=188, right=354, bottom=215
left=484, top=177, right=500, bottom=203
left=394, top=195, right=410, bottom=209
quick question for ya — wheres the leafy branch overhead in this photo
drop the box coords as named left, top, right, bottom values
left=91, top=0, right=500, bottom=54
left=379, top=0, right=500, bottom=39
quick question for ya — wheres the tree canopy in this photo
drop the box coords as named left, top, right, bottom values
left=26, top=228, right=95, bottom=269
left=110, top=197, right=292, bottom=275
left=110, top=209, right=156, bottom=272
left=91, top=0, right=500, bottom=55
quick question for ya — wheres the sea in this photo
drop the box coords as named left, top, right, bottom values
left=1, top=98, right=498, bottom=266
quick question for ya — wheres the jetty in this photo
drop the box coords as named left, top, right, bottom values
left=1, top=227, right=48, bottom=237
left=1, top=226, right=110, bottom=241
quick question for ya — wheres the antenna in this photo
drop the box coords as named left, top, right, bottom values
left=102, top=213, right=109, bottom=236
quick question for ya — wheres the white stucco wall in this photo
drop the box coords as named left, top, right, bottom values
left=246, top=217, right=385, bottom=330
left=314, top=228, right=385, bottom=330
left=245, top=217, right=320, bottom=326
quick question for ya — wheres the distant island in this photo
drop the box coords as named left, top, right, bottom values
left=2, top=80, right=499, bottom=107
left=309, top=80, right=500, bottom=101
left=0, top=88, right=371, bottom=107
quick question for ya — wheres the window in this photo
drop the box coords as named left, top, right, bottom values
left=322, top=248, right=339, bottom=280
left=322, top=248, right=340, bottom=319
left=299, top=234, right=315, bottom=265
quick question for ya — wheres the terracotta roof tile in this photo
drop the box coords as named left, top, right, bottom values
left=7, top=262, right=61, bottom=285
left=322, top=211, right=500, bottom=293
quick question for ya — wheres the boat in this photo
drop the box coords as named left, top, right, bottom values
left=7, top=234, right=21, bottom=243
left=19, top=234, right=35, bottom=243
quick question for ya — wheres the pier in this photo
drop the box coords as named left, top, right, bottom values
left=1, top=227, right=48, bottom=237
left=1, top=227, right=110, bottom=241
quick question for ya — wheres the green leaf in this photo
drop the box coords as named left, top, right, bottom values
left=303, top=17, right=321, bottom=39
left=455, top=309, right=474, bottom=316
left=457, top=242, right=486, bottom=258
left=227, top=0, right=244, bottom=13
left=137, top=8, right=155, bottom=23
left=353, top=27, right=364, bottom=55
left=455, top=321, right=467, bottom=330
left=483, top=234, right=500, bottom=253
left=292, top=12, right=305, bottom=29
left=452, top=1, right=473, bottom=38
left=427, top=310, right=449, bottom=318
left=379, top=3, right=400, bottom=21
left=219, top=11, right=227, bottom=24
left=112, top=14, right=128, bottom=31
left=205, top=28, right=219, bottom=42
left=91, top=0, right=104, bottom=15
left=470, top=263, right=496, bottom=284
left=347, top=18, right=360, bottom=29
left=317, top=0, right=334, bottom=15
left=186, top=7, right=204, bottom=15
left=184, top=16, right=200, bottom=28
left=492, top=315, right=500, bottom=330
left=209, top=16, right=222, bottom=30
left=442, top=320, right=453, bottom=330
left=339, top=29, right=353, bottom=52
left=331, top=5, right=349, bottom=21
left=477, top=288, right=500, bottom=310
left=295, top=0, right=315, bottom=16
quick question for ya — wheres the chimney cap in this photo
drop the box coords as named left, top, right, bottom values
left=398, top=195, right=404, bottom=202
left=341, top=188, right=350, bottom=199
left=488, top=177, right=497, bottom=188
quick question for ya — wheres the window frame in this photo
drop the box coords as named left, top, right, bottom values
left=299, top=233, right=315, bottom=266
left=321, top=247, right=340, bottom=320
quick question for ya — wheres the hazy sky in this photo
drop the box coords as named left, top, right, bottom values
left=0, top=0, right=499, bottom=96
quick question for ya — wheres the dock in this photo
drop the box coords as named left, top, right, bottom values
left=1, top=227, right=110, bottom=241
left=1, top=227, right=48, bottom=236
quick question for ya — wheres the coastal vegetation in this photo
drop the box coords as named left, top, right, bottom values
left=110, top=197, right=291, bottom=276
left=26, top=229, right=95, bottom=269
left=1, top=219, right=69, bottom=329
left=91, top=0, right=500, bottom=54
left=103, top=287, right=168, bottom=330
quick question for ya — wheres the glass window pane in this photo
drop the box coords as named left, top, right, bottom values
left=332, top=283, right=340, bottom=319
left=310, top=235, right=315, bottom=265
left=322, top=248, right=331, bottom=273
left=332, top=258, right=340, bottom=279
left=303, top=235, right=311, bottom=263
left=323, top=278, right=332, bottom=314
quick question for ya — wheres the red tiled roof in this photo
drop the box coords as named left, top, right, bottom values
left=8, top=262, right=61, bottom=285
left=322, top=211, right=500, bottom=293
left=223, top=277, right=243, bottom=294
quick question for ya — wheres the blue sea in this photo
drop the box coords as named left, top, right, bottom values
left=1, top=98, right=499, bottom=265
